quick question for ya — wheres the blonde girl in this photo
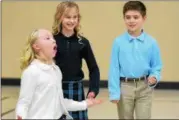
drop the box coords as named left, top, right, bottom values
left=15, top=29, right=102, bottom=120
left=52, top=1, right=100, bottom=120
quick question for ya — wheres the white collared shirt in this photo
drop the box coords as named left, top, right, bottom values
left=15, top=59, right=87, bottom=119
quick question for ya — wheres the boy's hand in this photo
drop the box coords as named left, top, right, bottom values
left=111, top=100, right=119, bottom=104
left=87, top=92, right=95, bottom=99
left=147, top=76, right=157, bottom=85
left=17, top=115, right=22, bottom=120
left=86, top=98, right=103, bottom=107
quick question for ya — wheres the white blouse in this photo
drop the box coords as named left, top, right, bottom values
left=15, top=59, right=87, bottom=119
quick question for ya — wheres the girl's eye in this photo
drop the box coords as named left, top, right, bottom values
left=66, top=16, right=71, bottom=19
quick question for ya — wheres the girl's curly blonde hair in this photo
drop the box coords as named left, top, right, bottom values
left=20, top=29, right=39, bottom=70
left=52, top=1, right=82, bottom=39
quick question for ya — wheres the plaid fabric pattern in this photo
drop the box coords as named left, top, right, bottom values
left=62, top=80, right=88, bottom=120
left=58, top=115, right=66, bottom=120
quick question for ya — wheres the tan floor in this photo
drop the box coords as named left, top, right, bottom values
left=1, top=86, right=179, bottom=119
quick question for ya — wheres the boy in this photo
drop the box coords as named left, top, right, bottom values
left=108, top=1, right=162, bottom=119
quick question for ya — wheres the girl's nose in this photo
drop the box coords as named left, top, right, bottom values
left=52, top=38, right=56, bottom=43
left=70, top=19, right=74, bottom=23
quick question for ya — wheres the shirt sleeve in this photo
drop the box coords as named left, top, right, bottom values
left=149, top=40, right=163, bottom=87
left=108, top=39, right=121, bottom=101
left=81, top=38, right=100, bottom=97
left=15, top=68, right=38, bottom=119
left=63, top=99, right=87, bottom=111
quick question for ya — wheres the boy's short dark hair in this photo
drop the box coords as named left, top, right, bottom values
left=123, top=1, right=146, bottom=17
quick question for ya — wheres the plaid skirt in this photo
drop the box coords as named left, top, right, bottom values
left=62, top=80, right=88, bottom=120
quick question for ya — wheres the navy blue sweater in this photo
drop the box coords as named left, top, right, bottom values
left=54, top=32, right=100, bottom=96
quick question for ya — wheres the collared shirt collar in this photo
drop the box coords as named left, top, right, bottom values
left=31, top=59, right=57, bottom=71
left=126, top=29, right=145, bottom=42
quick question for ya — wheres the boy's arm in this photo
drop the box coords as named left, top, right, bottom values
left=15, top=69, right=37, bottom=119
left=108, top=39, right=121, bottom=101
left=149, top=41, right=162, bottom=87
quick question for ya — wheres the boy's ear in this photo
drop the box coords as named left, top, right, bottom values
left=143, top=15, right=147, bottom=21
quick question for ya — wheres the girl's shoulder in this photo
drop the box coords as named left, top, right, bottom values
left=21, top=59, right=44, bottom=76
left=21, top=64, right=39, bottom=79
left=79, top=36, right=90, bottom=45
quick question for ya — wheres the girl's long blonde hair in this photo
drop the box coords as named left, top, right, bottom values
left=52, top=1, right=82, bottom=38
left=20, top=29, right=39, bottom=70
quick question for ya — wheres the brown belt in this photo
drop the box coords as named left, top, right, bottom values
left=120, top=75, right=148, bottom=82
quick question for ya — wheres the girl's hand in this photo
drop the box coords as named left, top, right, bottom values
left=17, top=115, right=22, bottom=120
left=87, top=92, right=95, bottom=99
left=86, top=98, right=103, bottom=107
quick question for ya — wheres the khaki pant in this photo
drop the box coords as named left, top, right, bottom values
left=117, top=80, right=153, bottom=119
